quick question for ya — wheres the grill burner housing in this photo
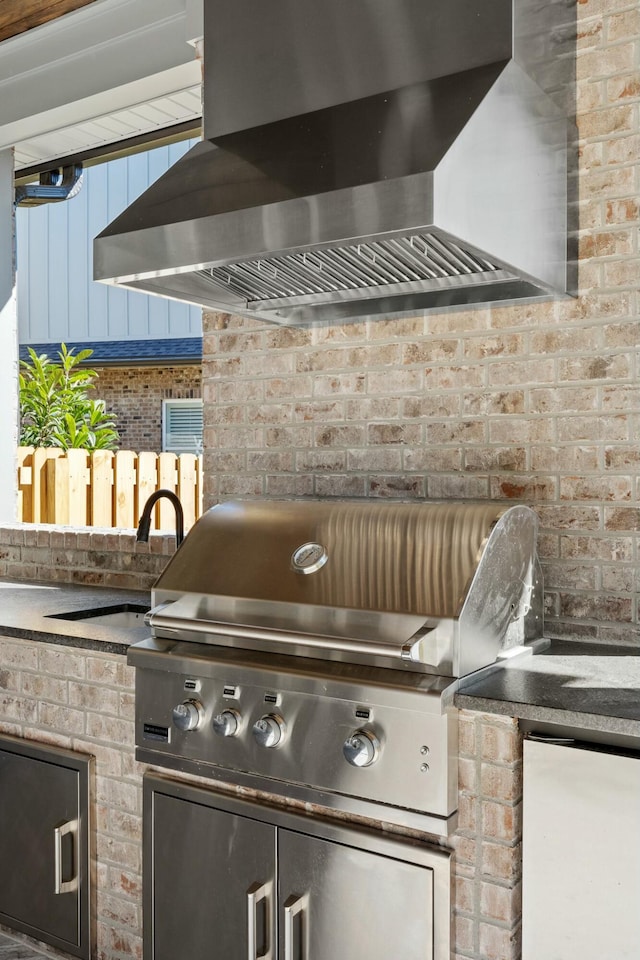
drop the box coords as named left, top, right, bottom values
left=129, top=499, right=542, bottom=834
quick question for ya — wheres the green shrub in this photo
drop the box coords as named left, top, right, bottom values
left=19, top=343, right=120, bottom=450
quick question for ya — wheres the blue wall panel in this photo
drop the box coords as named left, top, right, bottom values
left=67, top=172, right=88, bottom=341
left=17, top=139, right=201, bottom=345
left=86, top=161, right=109, bottom=340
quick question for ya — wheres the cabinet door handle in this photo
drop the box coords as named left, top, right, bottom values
left=54, top=819, right=78, bottom=895
left=247, top=881, right=272, bottom=960
left=284, top=895, right=305, bottom=960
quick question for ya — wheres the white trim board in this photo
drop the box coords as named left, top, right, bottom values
left=0, top=148, right=18, bottom=521
left=0, top=0, right=201, bottom=156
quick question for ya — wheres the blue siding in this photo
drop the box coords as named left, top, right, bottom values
left=16, top=140, right=202, bottom=344
left=87, top=161, right=109, bottom=339
left=67, top=175, right=88, bottom=340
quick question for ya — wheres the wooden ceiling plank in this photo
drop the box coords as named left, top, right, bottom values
left=0, top=0, right=97, bottom=43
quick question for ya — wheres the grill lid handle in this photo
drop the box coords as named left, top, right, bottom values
left=144, top=601, right=175, bottom=626
left=146, top=604, right=434, bottom=663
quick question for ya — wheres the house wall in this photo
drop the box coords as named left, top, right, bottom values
left=95, top=364, right=201, bottom=452
left=200, top=0, right=640, bottom=648
left=16, top=141, right=201, bottom=347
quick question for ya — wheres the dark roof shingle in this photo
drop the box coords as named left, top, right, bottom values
left=20, top=338, right=202, bottom=366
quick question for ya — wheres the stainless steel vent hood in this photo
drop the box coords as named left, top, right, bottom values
left=94, top=0, right=572, bottom=325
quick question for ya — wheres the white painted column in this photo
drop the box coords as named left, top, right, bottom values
left=0, top=148, right=18, bottom=522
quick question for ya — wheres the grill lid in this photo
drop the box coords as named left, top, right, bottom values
left=148, top=499, right=542, bottom=677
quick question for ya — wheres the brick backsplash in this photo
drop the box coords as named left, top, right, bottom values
left=200, top=0, right=640, bottom=648
left=0, top=525, right=173, bottom=591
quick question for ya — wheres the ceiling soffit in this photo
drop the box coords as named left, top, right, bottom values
left=0, top=0, right=202, bottom=171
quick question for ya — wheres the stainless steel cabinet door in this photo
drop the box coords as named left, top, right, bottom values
left=0, top=742, right=89, bottom=958
left=278, top=830, right=434, bottom=960
left=149, top=793, right=276, bottom=960
left=523, top=738, right=640, bottom=960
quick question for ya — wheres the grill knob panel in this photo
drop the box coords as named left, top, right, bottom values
left=252, top=714, right=286, bottom=748
left=172, top=699, right=204, bottom=732
left=212, top=709, right=241, bottom=738
left=343, top=729, right=380, bottom=768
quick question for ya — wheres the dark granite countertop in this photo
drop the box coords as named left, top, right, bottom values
left=2, top=577, right=639, bottom=739
left=456, top=640, right=640, bottom=741
left=0, top=578, right=151, bottom=654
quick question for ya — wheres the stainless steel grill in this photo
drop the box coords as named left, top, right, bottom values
left=200, top=232, right=512, bottom=310
left=128, top=499, right=542, bottom=836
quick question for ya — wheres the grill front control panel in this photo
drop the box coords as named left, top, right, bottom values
left=134, top=661, right=457, bottom=819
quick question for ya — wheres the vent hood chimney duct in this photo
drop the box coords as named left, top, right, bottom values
left=94, top=0, right=573, bottom=326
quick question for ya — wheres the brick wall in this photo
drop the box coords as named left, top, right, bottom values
left=0, top=526, right=174, bottom=591
left=0, top=636, right=522, bottom=960
left=94, top=365, right=201, bottom=453
left=454, top=711, right=522, bottom=960
left=201, top=0, right=640, bottom=647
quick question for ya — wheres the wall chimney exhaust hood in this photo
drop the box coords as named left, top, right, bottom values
left=94, top=0, right=573, bottom=326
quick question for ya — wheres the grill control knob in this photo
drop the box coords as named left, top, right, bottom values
left=212, top=709, right=241, bottom=738
left=343, top=729, right=380, bottom=768
left=172, top=699, right=204, bottom=732
left=252, top=714, right=286, bottom=749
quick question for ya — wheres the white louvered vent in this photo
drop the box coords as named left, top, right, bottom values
left=162, top=399, right=203, bottom=455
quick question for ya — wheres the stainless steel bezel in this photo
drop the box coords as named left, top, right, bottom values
left=291, top=542, right=329, bottom=575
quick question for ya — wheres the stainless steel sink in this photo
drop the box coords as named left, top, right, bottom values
left=47, top=603, right=150, bottom=630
